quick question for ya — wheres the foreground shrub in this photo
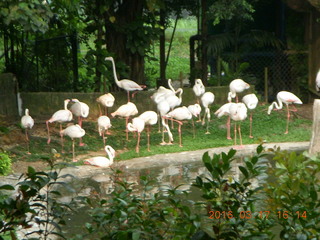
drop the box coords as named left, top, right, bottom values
left=0, top=152, right=11, bottom=176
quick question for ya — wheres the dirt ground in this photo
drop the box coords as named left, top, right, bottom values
left=1, top=103, right=314, bottom=174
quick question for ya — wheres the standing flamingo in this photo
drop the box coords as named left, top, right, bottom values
left=242, top=93, right=259, bottom=138
left=21, top=108, right=34, bottom=154
left=193, top=78, right=205, bottom=104
left=70, top=98, right=89, bottom=146
left=165, top=106, right=192, bottom=147
left=61, top=124, right=86, bottom=162
left=97, top=115, right=112, bottom=146
left=214, top=102, right=236, bottom=140
left=96, top=93, right=115, bottom=116
left=127, top=117, right=145, bottom=153
left=229, top=103, right=247, bottom=148
left=187, top=103, right=201, bottom=138
left=111, top=102, right=138, bottom=140
left=267, top=91, right=302, bottom=134
left=46, top=99, right=73, bottom=152
left=105, top=56, right=146, bottom=102
left=201, top=92, right=215, bottom=134
left=228, top=79, right=250, bottom=102
left=157, top=99, right=174, bottom=145
left=84, top=145, right=116, bottom=167
left=138, top=111, right=158, bottom=151
left=167, top=88, right=183, bottom=128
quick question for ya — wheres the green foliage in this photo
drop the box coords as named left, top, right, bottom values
left=193, top=145, right=275, bottom=239
left=0, top=163, right=75, bottom=239
left=266, top=150, right=320, bottom=239
left=0, top=152, right=12, bottom=176
left=73, top=171, right=201, bottom=240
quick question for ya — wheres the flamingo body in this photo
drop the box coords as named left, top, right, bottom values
left=70, top=99, right=89, bottom=126
left=127, top=117, right=145, bottom=153
left=61, top=124, right=85, bottom=162
left=214, top=102, right=236, bottom=140
left=316, top=69, right=320, bottom=91
left=242, top=93, right=259, bottom=138
left=84, top=145, right=115, bottom=167
left=21, top=108, right=34, bottom=154
left=97, top=115, right=112, bottom=146
left=105, top=56, right=145, bottom=101
left=228, top=79, right=250, bottom=102
left=193, top=78, right=205, bottom=99
left=96, top=93, right=115, bottom=115
left=201, top=92, right=215, bottom=134
left=229, top=103, right=247, bottom=147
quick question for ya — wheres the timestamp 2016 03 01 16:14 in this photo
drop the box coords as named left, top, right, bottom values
left=208, top=210, right=307, bottom=220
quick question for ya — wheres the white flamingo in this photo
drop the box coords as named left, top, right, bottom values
left=21, top=108, right=34, bottom=154
left=229, top=103, right=247, bottom=148
left=214, top=102, right=236, bottom=140
left=193, top=78, right=205, bottom=104
left=96, top=93, right=115, bottom=116
left=157, top=99, right=173, bottom=145
left=242, top=93, right=259, bottom=138
left=165, top=106, right=192, bottom=147
left=61, top=124, right=85, bottom=162
left=316, top=69, right=320, bottom=91
left=187, top=103, right=201, bottom=138
left=70, top=99, right=89, bottom=146
left=127, top=117, right=145, bottom=153
left=201, top=92, right=215, bottom=134
left=46, top=99, right=73, bottom=152
left=97, top=115, right=112, bottom=146
left=138, top=111, right=158, bottom=151
left=228, top=79, right=250, bottom=102
left=105, top=56, right=146, bottom=102
left=84, top=145, right=116, bottom=167
left=167, top=88, right=183, bottom=128
left=111, top=102, right=138, bottom=140
left=267, top=91, right=302, bottom=134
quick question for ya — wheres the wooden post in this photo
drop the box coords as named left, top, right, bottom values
left=309, top=99, right=320, bottom=155
left=264, top=67, right=268, bottom=103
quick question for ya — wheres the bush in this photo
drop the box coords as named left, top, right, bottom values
left=0, top=152, right=11, bottom=176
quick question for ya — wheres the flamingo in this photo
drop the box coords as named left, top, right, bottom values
left=201, top=92, right=215, bottom=134
left=21, top=108, right=34, bottom=154
left=242, top=93, right=258, bottom=138
left=127, top=117, right=145, bottom=153
left=97, top=115, right=112, bottom=146
left=157, top=99, right=174, bottom=145
left=229, top=103, right=247, bottom=148
left=111, top=102, right=138, bottom=140
left=61, top=124, right=85, bottom=162
left=96, top=93, right=115, bottom=116
left=167, top=88, right=183, bottom=128
left=105, top=56, right=146, bottom=102
left=138, top=111, right=158, bottom=151
left=84, top=145, right=116, bottom=167
left=165, top=106, right=192, bottom=147
left=267, top=91, right=302, bottom=134
left=46, top=99, right=73, bottom=152
left=214, top=102, right=236, bottom=140
left=193, top=78, right=205, bottom=104
left=187, top=103, right=201, bottom=138
left=228, top=79, right=250, bottom=102
left=316, top=69, right=320, bottom=91
left=70, top=99, right=89, bottom=127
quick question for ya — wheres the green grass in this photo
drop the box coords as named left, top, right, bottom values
left=7, top=104, right=312, bottom=167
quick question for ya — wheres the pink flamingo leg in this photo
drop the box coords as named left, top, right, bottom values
left=249, top=112, right=253, bottom=138
left=46, top=121, right=51, bottom=144
left=126, top=117, right=129, bottom=141
left=238, top=124, right=243, bottom=146
left=234, top=123, right=237, bottom=146
left=192, top=118, right=195, bottom=138
left=178, top=124, right=183, bottom=147
left=72, top=139, right=77, bottom=162
left=285, top=104, right=290, bottom=134
left=60, top=124, right=65, bottom=153
left=25, top=129, right=31, bottom=154
left=147, top=125, right=151, bottom=152
left=102, top=131, right=106, bottom=147
left=136, top=132, right=141, bottom=153
left=98, top=104, right=102, bottom=116
left=226, top=116, right=232, bottom=140
left=127, top=91, right=131, bottom=102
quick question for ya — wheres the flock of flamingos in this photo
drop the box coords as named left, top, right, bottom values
left=20, top=57, right=304, bottom=167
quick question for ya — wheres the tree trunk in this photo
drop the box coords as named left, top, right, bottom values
left=309, top=99, right=320, bottom=155
left=159, top=8, right=166, bottom=88
left=200, top=0, right=208, bottom=86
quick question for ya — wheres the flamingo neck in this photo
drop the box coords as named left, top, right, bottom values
left=64, top=100, right=69, bottom=110
left=110, top=58, right=120, bottom=85
left=106, top=147, right=114, bottom=163
left=25, top=109, right=29, bottom=116
left=168, top=79, right=175, bottom=92
left=274, top=96, right=283, bottom=110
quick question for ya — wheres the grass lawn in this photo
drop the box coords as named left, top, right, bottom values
left=7, top=104, right=312, bottom=167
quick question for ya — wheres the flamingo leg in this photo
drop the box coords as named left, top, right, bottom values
left=226, top=116, right=232, bottom=140
left=72, top=139, right=77, bottom=162
left=234, top=123, right=237, bottom=146
left=98, top=104, right=102, bottom=116
left=102, top=131, right=106, bottom=147
left=178, top=124, right=183, bottom=147
left=127, top=91, right=131, bottom=102
left=249, top=112, right=253, bottom=138
left=285, top=104, right=290, bottom=134
left=157, top=112, right=161, bottom=133
left=60, top=124, right=64, bottom=153
left=238, top=124, right=243, bottom=146
left=46, top=120, right=51, bottom=144
left=192, top=118, right=195, bottom=138
left=147, top=125, right=151, bottom=152
left=25, top=129, right=31, bottom=154
left=136, top=132, right=141, bottom=153
left=126, top=117, right=129, bottom=141
left=202, top=109, right=207, bottom=125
